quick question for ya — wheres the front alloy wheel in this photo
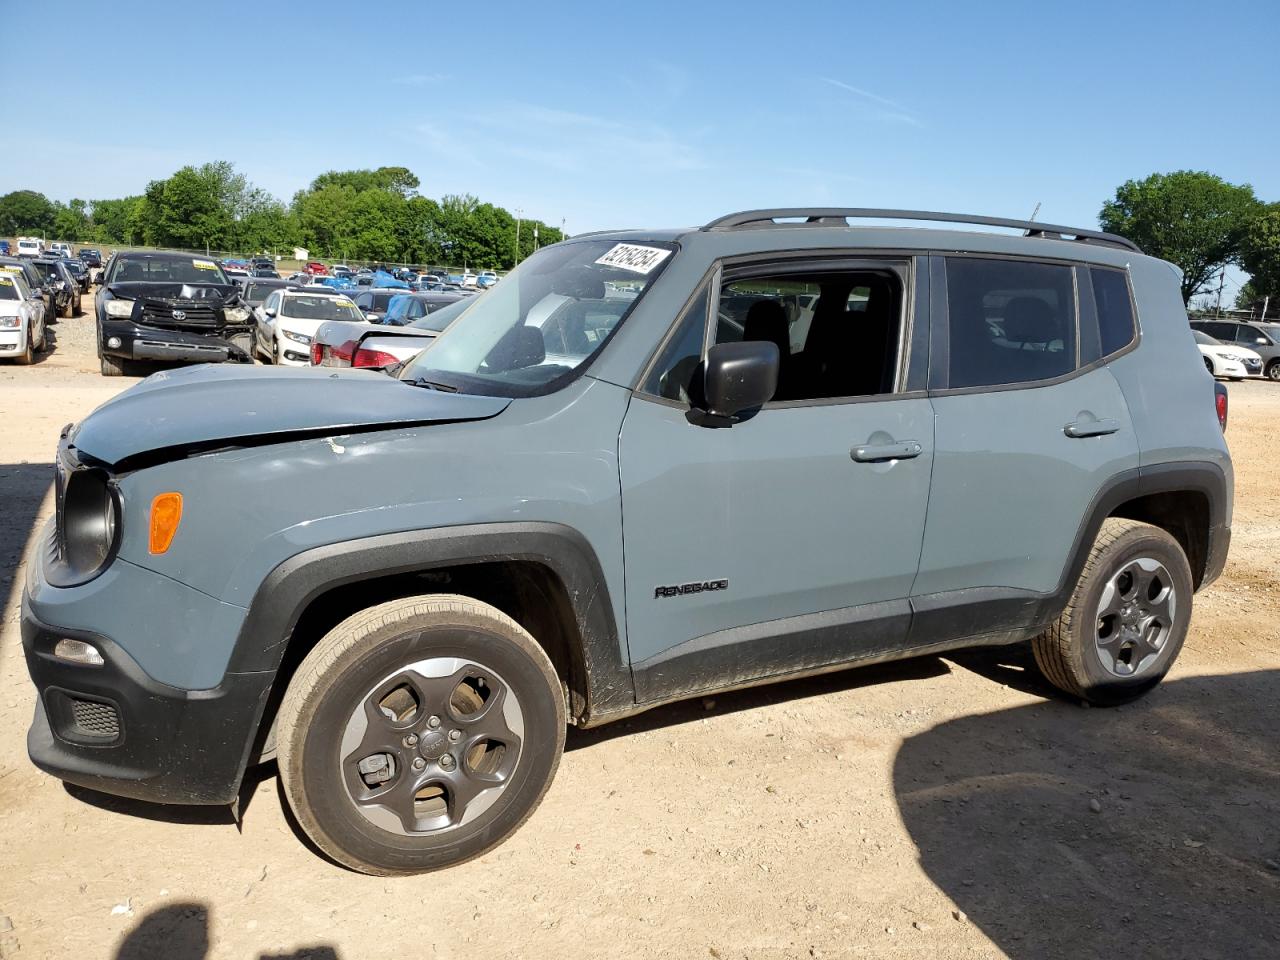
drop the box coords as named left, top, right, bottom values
left=276, top=595, right=565, bottom=875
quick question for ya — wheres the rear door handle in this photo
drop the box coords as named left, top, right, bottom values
left=1064, top=418, right=1119, bottom=438
left=851, top=440, right=923, bottom=463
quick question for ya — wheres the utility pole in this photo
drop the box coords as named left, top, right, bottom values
left=1262, top=294, right=1270, bottom=323
left=1215, top=267, right=1225, bottom=317
left=514, top=209, right=522, bottom=267
left=533, top=224, right=539, bottom=252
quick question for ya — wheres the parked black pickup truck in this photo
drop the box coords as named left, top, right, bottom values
left=94, top=251, right=255, bottom=376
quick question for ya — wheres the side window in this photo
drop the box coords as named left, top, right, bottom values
left=264, top=292, right=280, bottom=313
left=945, top=257, right=1076, bottom=389
left=1237, top=324, right=1267, bottom=346
left=641, top=287, right=709, bottom=402
left=714, top=269, right=904, bottom=401
left=1091, top=267, right=1136, bottom=357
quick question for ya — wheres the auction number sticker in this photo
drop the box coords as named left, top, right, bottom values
left=0, top=276, right=12, bottom=285
left=192, top=259, right=217, bottom=271
left=335, top=299, right=354, bottom=308
left=594, top=243, right=671, bottom=275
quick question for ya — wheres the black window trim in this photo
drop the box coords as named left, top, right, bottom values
left=634, top=252, right=925, bottom=410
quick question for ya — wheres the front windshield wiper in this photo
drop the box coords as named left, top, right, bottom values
left=405, top=374, right=460, bottom=392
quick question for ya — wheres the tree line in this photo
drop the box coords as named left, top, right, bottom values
left=0, top=163, right=564, bottom=269
left=2, top=165, right=1277, bottom=300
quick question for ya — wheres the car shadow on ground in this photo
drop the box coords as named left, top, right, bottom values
left=893, top=659, right=1280, bottom=960
left=115, top=901, right=338, bottom=960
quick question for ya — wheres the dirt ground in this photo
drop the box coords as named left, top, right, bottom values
left=1, top=296, right=1278, bottom=960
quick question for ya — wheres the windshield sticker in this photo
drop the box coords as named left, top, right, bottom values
left=594, top=243, right=671, bottom=275
left=0, top=276, right=12, bottom=285
left=192, top=259, right=217, bottom=271
left=335, top=299, right=354, bottom=308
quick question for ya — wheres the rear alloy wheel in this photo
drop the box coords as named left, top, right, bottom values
left=1267, top=360, right=1280, bottom=382
left=276, top=595, right=565, bottom=875
left=1032, top=519, right=1192, bottom=705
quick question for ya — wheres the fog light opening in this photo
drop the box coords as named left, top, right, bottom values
left=106, top=336, right=122, bottom=349
left=53, top=638, right=105, bottom=666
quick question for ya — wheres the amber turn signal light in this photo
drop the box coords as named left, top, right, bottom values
left=148, top=492, right=183, bottom=554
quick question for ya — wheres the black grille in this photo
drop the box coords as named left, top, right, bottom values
left=138, top=300, right=220, bottom=328
left=70, top=698, right=120, bottom=739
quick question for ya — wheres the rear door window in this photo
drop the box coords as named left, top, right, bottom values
left=944, top=257, right=1077, bottom=389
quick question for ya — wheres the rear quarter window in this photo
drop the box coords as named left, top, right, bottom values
left=1091, top=268, right=1136, bottom=357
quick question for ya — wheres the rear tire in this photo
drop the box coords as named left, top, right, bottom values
left=276, top=595, right=566, bottom=876
left=61, top=296, right=73, bottom=319
left=1032, top=519, right=1193, bottom=706
left=1267, top=360, right=1280, bottom=382
left=13, top=329, right=33, bottom=365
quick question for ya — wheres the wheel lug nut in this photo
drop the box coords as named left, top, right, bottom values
left=403, top=734, right=418, bottom=747
left=439, top=754, right=455, bottom=769
left=412, top=757, right=426, bottom=771
left=427, top=715, right=441, bottom=729
left=448, top=729, right=461, bottom=742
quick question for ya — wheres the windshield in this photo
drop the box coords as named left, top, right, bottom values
left=400, top=239, right=674, bottom=396
left=110, top=256, right=230, bottom=284
left=281, top=295, right=362, bottom=321
left=243, top=282, right=283, bottom=304
left=0, top=276, right=19, bottom=300
left=1192, top=330, right=1220, bottom=345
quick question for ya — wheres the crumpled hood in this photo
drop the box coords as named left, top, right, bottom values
left=105, top=281, right=239, bottom=301
left=71, top=364, right=510, bottom=467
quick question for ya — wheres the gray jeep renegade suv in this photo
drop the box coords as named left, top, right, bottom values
left=22, top=208, right=1232, bottom=875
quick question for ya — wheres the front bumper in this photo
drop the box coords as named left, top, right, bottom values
left=0, top=323, right=28, bottom=356
left=101, top=317, right=253, bottom=365
left=22, top=601, right=274, bottom=805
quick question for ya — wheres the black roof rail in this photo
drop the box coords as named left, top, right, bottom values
left=701, top=208, right=1141, bottom=253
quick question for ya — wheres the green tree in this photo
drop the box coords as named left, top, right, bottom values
left=52, top=199, right=90, bottom=241
left=1240, top=203, right=1280, bottom=301
left=0, top=190, right=56, bottom=236
left=90, top=197, right=140, bottom=243
left=1099, top=171, right=1259, bottom=304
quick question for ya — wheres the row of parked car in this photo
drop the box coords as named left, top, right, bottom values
left=0, top=244, right=108, bottom=363
left=1190, top=318, right=1280, bottom=381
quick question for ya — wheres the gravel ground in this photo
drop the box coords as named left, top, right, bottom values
left=0, top=292, right=1277, bottom=959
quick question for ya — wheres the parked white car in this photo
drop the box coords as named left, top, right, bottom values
left=254, top=289, right=364, bottom=365
left=0, top=271, right=47, bottom=364
left=48, top=242, right=73, bottom=259
left=1193, top=329, right=1262, bottom=379
left=15, top=237, right=44, bottom=258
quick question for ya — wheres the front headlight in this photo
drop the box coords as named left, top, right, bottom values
left=223, top=304, right=251, bottom=323
left=57, top=468, right=120, bottom=586
left=105, top=298, right=136, bottom=318
left=282, top=329, right=312, bottom=344
left=0, top=315, right=19, bottom=329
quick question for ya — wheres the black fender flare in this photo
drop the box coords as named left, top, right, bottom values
left=228, top=521, right=633, bottom=718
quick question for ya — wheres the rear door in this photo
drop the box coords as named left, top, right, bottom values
left=911, top=255, right=1140, bottom=641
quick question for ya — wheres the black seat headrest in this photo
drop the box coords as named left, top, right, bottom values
left=1002, top=296, right=1058, bottom=343
left=743, top=299, right=789, bottom=355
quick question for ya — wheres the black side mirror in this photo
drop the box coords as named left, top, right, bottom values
left=698, top=340, right=778, bottom=423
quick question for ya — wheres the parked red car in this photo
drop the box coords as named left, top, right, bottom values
left=304, top=261, right=329, bottom=275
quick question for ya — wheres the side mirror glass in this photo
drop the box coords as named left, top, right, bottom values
left=699, top=341, right=778, bottom=423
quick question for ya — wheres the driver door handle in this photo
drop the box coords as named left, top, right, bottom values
left=851, top=441, right=923, bottom=463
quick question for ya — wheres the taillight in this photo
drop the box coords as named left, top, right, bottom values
left=353, top=347, right=399, bottom=368
left=310, top=342, right=323, bottom=365
left=1214, top=382, right=1228, bottom=432
left=333, top=339, right=357, bottom=364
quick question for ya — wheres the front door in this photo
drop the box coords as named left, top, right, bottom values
left=618, top=259, right=934, bottom=702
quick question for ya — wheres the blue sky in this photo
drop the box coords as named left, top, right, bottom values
left=4, top=0, right=1277, bottom=298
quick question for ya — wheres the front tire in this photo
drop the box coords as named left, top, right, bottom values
left=276, top=595, right=566, bottom=876
left=13, top=329, right=33, bottom=365
left=1032, top=519, right=1193, bottom=706
left=1266, top=359, right=1280, bottom=382
left=1203, top=356, right=1215, bottom=376
left=100, top=354, right=125, bottom=376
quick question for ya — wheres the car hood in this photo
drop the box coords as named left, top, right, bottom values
left=104, top=281, right=240, bottom=301
left=70, top=363, right=510, bottom=468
